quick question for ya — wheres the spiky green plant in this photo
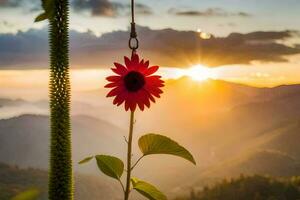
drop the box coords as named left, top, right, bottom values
left=35, top=0, right=73, bottom=199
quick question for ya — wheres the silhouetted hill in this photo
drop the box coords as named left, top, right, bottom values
left=0, top=98, right=27, bottom=107
left=3, top=80, right=300, bottom=197
left=0, top=114, right=125, bottom=170
left=202, top=149, right=300, bottom=179
left=176, top=175, right=300, bottom=200
left=201, top=88, right=300, bottom=163
left=261, top=122, right=300, bottom=159
left=0, top=163, right=120, bottom=200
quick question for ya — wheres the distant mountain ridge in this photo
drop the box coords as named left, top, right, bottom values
left=0, top=114, right=126, bottom=170
left=2, top=79, right=300, bottom=197
left=0, top=163, right=121, bottom=200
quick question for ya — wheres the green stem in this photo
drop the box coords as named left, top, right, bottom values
left=131, top=155, right=144, bottom=171
left=118, top=179, right=125, bottom=193
left=124, top=111, right=135, bottom=200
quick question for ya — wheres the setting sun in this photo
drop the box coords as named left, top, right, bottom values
left=184, top=65, right=216, bottom=81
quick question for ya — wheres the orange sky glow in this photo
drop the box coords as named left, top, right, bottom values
left=1, top=57, right=300, bottom=100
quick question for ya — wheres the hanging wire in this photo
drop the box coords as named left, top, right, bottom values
left=129, top=0, right=139, bottom=51
left=131, top=0, right=135, bottom=24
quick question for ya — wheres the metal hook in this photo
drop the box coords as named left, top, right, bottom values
left=129, top=37, right=139, bottom=50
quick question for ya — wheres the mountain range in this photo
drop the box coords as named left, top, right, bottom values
left=1, top=78, right=300, bottom=198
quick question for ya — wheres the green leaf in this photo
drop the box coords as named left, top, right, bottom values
left=34, top=12, right=48, bottom=22
left=34, top=0, right=54, bottom=22
left=131, top=178, right=167, bottom=200
left=43, top=0, right=54, bottom=17
left=95, top=155, right=124, bottom=180
left=78, top=156, right=94, bottom=164
left=138, top=134, right=196, bottom=165
left=12, top=189, right=39, bottom=200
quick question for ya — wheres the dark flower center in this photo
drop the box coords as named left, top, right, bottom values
left=124, top=71, right=145, bottom=92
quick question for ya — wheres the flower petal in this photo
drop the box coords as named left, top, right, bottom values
left=144, top=66, right=159, bottom=76
left=125, top=93, right=134, bottom=111
left=113, top=62, right=127, bottom=75
left=144, top=90, right=156, bottom=103
left=125, top=99, right=130, bottom=111
left=105, top=82, right=120, bottom=88
left=106, top=76, right=121, bottom=82
left=113, top=93, right=124, bottom=105
left=143, top=93, right=151, bottom=108
left=106, top=86, right=124, bottom=97
left=135, top=90, right=146, bottom=111
left=111, top=68, right=122, bottom=76
left=124, top=56, right=132, bottom=69
left=130, top=102, right=137, bottom=111
left=146, top=76, right=164, bottom=87
left=140, top=59, right=144, bottom=65
left=130, top=93, right=138, bottom=111
left=144, top=60, right=149, bottom=68
left=145, top=84, right=163, bottom=98
left=138, top=101, right=144, bottom=111
left=141, top=89, right=151, bottom=109
left=138, top=60, right=151, bottom=73
left=131, top=53, right=139, bottom=65
left=117, top=92, right=128, bottom=106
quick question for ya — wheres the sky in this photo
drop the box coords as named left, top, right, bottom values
left=1, top=0, right=300, bottom=34
left=0, top=0, right=300, bottom=89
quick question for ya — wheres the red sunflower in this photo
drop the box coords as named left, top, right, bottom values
left=105, top=53, right=164, bottom=111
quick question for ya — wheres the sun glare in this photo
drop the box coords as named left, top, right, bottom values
left=184, top=65, right=216, bottom=81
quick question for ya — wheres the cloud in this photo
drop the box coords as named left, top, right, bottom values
left=0, top=20, right=14, bottom=28
left=169, top=7, right=251, bottom=17
left=0, top=28, right=49, bottom=68
left=0, top=0, right=20, bottom=7
left=72, top=0, right=121, bottom=17
left=0, top=0, right=41, bottom=12
left=72, top=0, right=152, bottom=17
left=0, top=27, right=299, bottom=69
left=232, top=31, right=292, bottom=41
left=200, top=31, right=300, bottom=66
left=135, top=3, right=152, bottom=15
left=0, top=0, right=152, bottom=17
